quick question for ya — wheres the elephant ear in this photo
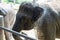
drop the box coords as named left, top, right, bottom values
left=34, top=6, right=44, bottom=14
left=33, top=6, right=44, bottom=21
left=0, top=10, right=6, bottom=16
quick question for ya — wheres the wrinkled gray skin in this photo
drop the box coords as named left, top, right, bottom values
left=36, top=4, right=60, bottom=40
left=12, top=2, right=43, bottom=40
left=12, top=2, right=60, bottom=40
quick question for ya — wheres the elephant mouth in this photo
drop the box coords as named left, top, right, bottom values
left=23, top=19, right=34, bottom=30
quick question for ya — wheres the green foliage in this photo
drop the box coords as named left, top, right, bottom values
left=2, top=0, right=33, bottom=4
left=16, top=0, right=33, bottom=4
left=8, top=0, right=14, bottom=2
left=3, top=0, right=8, bottom=3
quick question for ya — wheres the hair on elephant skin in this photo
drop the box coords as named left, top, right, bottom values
left=12, top=2, right=43, bottom=40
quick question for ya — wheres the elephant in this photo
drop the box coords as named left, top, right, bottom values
left=35, top=2, right=60, bottom=40
left=12, top=2, right=43, bottom=40
left=0, top=4, right=15, bottom=40
left=12, top=2, right=60, bottom=40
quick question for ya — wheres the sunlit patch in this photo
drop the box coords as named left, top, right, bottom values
left=56, top=38, right=60, bottom=40
left=36, top=0, right=47, bottom=4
